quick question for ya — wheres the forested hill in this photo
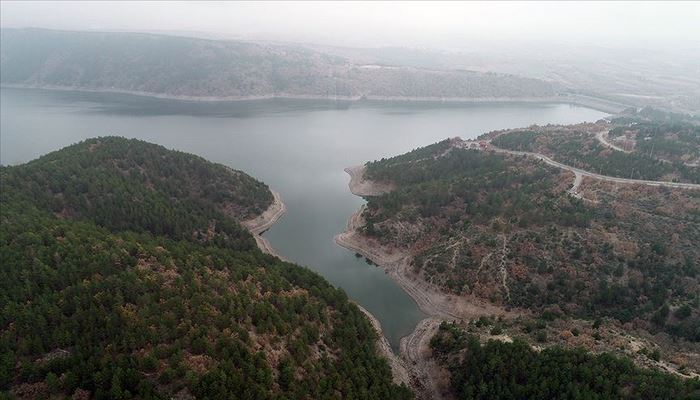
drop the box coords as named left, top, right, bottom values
left=360, top=137, right=700, bottom=358
left=431, top=322, right=699, bottom=399
left=1, top=137, right=274, bottom=249
left=364, top=138, right=700, bottom=337
left=0, top=28, right=558, bottom=100
left=489, top=121, right=700, bottom=184
left=0, top=138, right=411, bottom=399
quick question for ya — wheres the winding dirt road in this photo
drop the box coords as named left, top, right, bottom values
left=596, top=130, right=631, bottom=153
left=399, top=318, right=447, bottom=400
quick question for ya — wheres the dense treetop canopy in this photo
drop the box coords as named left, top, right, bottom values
left=362, top=136, right=700, bottom=341
left=431, top=322, right=700, bottom=400
left=0, top=137, right=411, bottom=400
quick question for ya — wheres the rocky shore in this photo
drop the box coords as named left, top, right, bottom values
left=242, top=190, right=287, bottom=260
left=338, top=168, right=505, bottom=321
left=335, top=167, right=510, bottom=398
left=345, top=165, right=395, bottom=196
left=353, top=303, right=411, bottom=387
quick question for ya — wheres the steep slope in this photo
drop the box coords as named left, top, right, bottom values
left=360, top=138, right=700, bottom=340
left=431, top=322, right=699, bottom=399
left=0, top=138, right=411, bottom=399
left=338, top=116, right=700, bottom=388
left=0, top=28, right=559, bottom=101
left=488, top=119, right=700, bottom=184
left=2, top=137, right=273, bottom=245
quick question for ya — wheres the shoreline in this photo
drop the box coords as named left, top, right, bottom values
left=242, top=190, right=287, bottom=260
left=1, top=83, right=625, bottom=114
left=346, top=165, right=395, bottom=196
left=334, top=205, right=505, bottom=320
left=335, top=166, right=509, bottom=398
left=353, top=303, right=411, bottom=387
left=338, top=166, right=507, bottom=320
left=399, top=318, right=446, bottom=400
left=337, top=161, right=700, bottom=393
left=240, top=187, right=421, bottom=388
left=244, top=187, right=422, bottom=390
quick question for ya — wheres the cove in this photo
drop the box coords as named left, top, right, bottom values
left=0, top=87, right=608, bottom=349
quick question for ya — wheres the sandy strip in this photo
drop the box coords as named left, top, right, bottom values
left=243, top=190, right=286, bottom=235
left=335, top=167, right=515, bottom=398
left=485, top=144, right=700, bottom=190
left=399, top=318, right=449, bottom=400
left=353, top=302, right=411, bottom=386
left=242, top=190, right=288, bottom=260
left=335, top=206, right=504, bottom=321
left=345, top=165, right=395, bottom=196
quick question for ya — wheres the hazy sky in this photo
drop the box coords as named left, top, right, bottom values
left=2, top=1, right=699, bottom=50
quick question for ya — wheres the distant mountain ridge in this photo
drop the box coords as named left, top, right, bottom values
left=0, top=28, right=560, bottom=101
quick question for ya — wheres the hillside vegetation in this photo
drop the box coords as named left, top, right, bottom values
left=431, top=322, right=700, bottom=400
left=361, top=138, right=700, bottom=343
left=0, top=28, right=558, bottom=100
left=0, top=138, right=411, bottom=399
left=610, top=108, right=700, bottom=166
left=488, top=114, right=700, bottom=183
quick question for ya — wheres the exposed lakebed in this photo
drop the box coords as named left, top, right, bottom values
left=1, top=87, right=607, bottom=349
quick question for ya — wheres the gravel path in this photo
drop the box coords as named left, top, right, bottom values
left=596, top=129, right=630, bottom=153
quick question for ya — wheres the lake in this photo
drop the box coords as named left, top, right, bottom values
left=0, top=87, right=608, bottom=349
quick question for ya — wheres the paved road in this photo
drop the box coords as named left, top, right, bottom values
left=459, top=140, right=700, bottom=190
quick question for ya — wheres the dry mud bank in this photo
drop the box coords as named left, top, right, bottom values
left=242, top=190, right=287, bottom=260
left=336, top=167, right=511, bottom=399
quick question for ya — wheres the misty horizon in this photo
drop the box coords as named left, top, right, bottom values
left=2, top=2, right=700, bottom=399
left=2, top=1, right=699, bottom=53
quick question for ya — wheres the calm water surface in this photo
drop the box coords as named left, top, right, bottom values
left=1, top=88, right=607, bottom=349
